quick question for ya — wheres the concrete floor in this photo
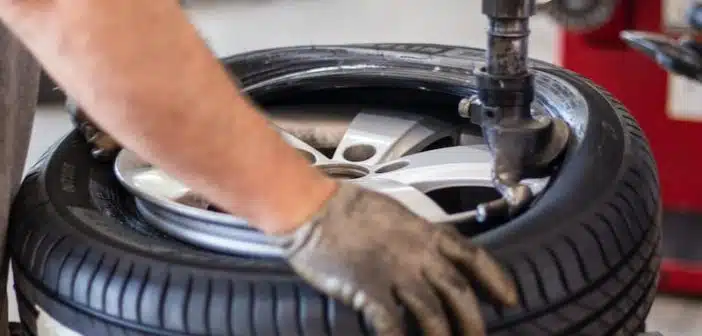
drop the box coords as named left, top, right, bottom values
left=5, top=0, right=701, bottom=334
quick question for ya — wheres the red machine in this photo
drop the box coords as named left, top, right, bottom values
left=559, top=0, right=702, bottom=295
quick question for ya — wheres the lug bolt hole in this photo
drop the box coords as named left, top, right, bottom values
left=343, top=144, right=376, bottom=162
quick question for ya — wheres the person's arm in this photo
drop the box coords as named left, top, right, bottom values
left=0, top=0, right=337, bottom=234
left=0, top=2, right=518, bottom=334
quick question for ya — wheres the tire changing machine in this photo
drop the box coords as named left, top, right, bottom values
left=557, top=0, right=702, bottom=296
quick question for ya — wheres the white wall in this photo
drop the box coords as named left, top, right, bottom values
left=185, top=0, right=561, bottom=64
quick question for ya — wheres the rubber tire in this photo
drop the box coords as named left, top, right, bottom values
left=9, top=44, right=661, bottom=336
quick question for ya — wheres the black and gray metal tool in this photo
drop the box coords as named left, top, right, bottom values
left=461, top=0, right=571, bottom=221
left=621, top=1, right=702, bottom=82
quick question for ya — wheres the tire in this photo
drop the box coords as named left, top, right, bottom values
left=9, top=43, right=660, bottom=336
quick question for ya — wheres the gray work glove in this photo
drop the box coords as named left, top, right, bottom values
left=276, top=183, right=518, bottom=336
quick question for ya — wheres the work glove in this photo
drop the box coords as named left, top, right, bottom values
left=276, top=182, right=518, bottom=336
left=67, top=100, right=121, bottom=161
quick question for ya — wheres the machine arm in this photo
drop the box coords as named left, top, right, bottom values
left=621, top=1, right=702, bottom=83
left=461, top=0, right=571, bottom=221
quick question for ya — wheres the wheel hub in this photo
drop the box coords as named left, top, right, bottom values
left=317, top=164, right=369, bottom=180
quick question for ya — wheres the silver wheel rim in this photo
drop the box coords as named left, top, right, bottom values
left=115, top=105, right=550, bottom=257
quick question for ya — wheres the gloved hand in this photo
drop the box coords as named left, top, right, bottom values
left=276, top=182, right=518, bottom=336
left=66, top=100, right=121, bottom=161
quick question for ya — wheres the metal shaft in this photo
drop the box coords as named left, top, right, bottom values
left=459, top=0, right=571, bottom=221
left=469, top=0, right=571, bottom=219
left=484, top=1, right=534, bottom=77
left=478, top=0, right=536, bottom=121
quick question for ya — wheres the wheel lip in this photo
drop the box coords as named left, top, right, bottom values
left=134, top=199, right=284, bottom=257
left=113, top=152, right=251, bottom=227
left=113, top=51, right=589, bottom=258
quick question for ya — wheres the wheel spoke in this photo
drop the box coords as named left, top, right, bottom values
left=354, top=178, right=448, bottom=223
left=332, top=109, right=458, bottom=166
left=279, top=130, right=331, bottom=165
left=373, top=145, right=493, bottom=192
left=374, top=145, right=550, bottom=194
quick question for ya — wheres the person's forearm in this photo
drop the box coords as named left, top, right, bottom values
left=0, top=0, right=336, bottom=234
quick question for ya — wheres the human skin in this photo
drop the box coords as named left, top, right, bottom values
left=0, top=0, right=338, bottom=234
left=0, top=5, right=521, bottom=335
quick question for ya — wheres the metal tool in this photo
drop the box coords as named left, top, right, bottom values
left=73, top=0, right=572, bottom=223
left=621, top=1, right=702, bottom=83
left=460, top=0, right=571, bottom=221
left=538, top=0, right=620, bottom=32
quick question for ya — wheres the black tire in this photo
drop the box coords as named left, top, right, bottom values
left=9, top=44, right=660, bottom=336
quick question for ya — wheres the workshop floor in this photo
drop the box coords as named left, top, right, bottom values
left=6, top=1, right=701, bottom=334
